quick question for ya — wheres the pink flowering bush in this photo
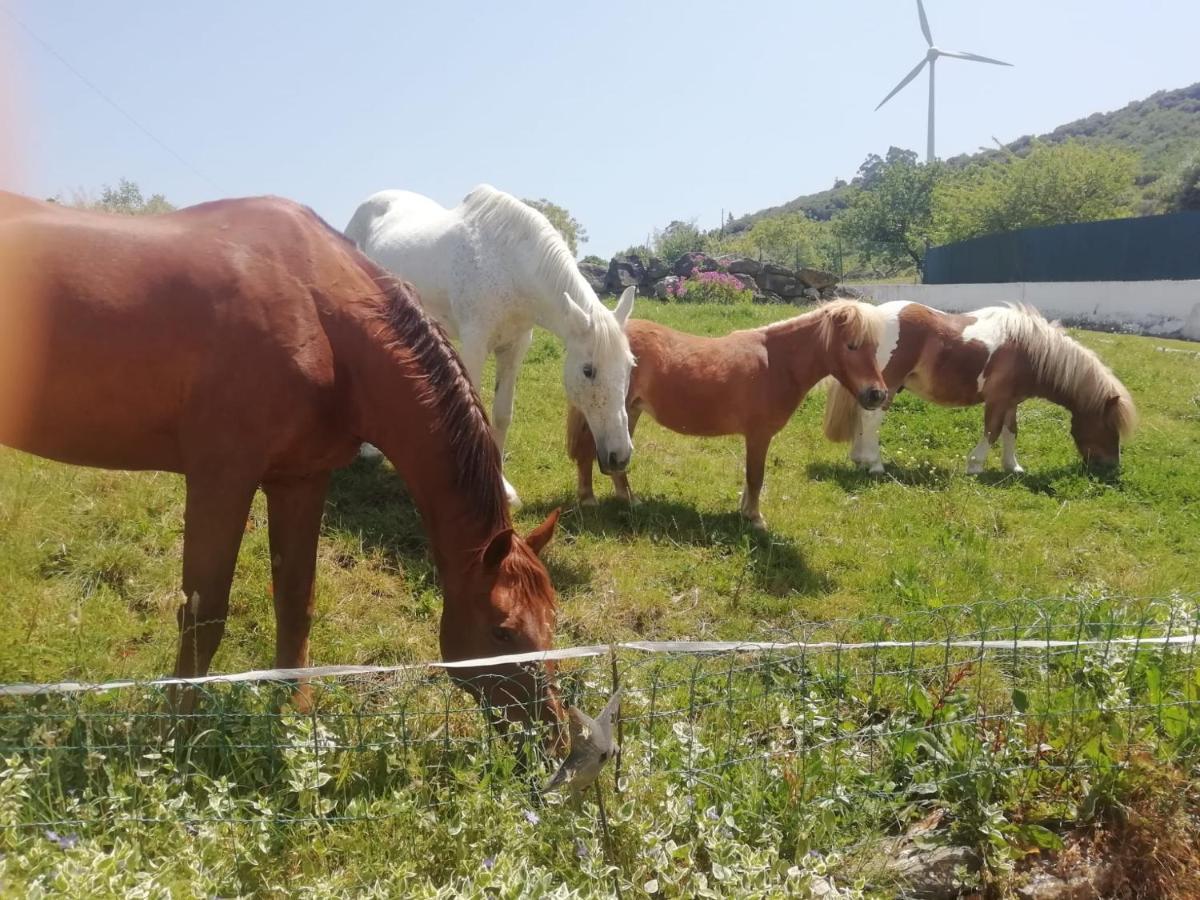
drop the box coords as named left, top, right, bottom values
left=667, top=269, right=753, bottom=305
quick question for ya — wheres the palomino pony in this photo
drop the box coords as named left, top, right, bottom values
left=823, top=302, right=1137, bottom=475
left=0, top=191, right=563, bottom=733
left=346, top=185, right=637, bottom=509
left=567, top=301, right=889, bottom=527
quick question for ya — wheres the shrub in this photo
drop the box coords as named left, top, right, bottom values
left=668, top=270, right=753, bottom=305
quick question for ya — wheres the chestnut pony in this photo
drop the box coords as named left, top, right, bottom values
left=823, top=301, right=1137, bottom=475
left=568, top=301, right=889, bottom=527
left=0, top=191, right=562, bottom=732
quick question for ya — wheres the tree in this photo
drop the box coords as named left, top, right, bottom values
left=652, top=220, right=707, bottom=261
left=932, top=141, right=1137, bottom=244
left=523, top=198, right=588, bottom=256
left=1167, top=151, right=1200, bottom=212
left=57, top=178, right=175, bottom=215
left=840, top=154, right=941, bottom=275
left=727, top=214, right=818, bottom=268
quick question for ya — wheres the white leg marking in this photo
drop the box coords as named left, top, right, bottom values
left=859, top=408, right=886, bottom=475
left=966, top=435, right=992, bottom=475
left=1001, top=427, right=1023, bottom=474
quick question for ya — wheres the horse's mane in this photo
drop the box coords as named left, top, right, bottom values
left=971, top=304, right=1137, bottom=437
left=460, top=185, right=633, bottom=365
left=765, top=299, right=886, bottom=350
left=307, top=207, right=511, bottom=526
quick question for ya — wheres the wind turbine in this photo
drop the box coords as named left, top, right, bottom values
left=875, top=0, right=1012, bottom=163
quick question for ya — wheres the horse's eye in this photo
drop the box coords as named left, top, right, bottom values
left=582, top=363, right=596, bottom=380
left=492, top=626, right=514, bottom=643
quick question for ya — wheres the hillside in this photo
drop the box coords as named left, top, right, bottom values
left=727, top=81, right=1200, bottom=231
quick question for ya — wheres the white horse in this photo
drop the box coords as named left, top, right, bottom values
left=346, top=184, right=636, bottom=508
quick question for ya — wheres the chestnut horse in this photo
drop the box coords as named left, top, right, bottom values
left=823, top=302, right=1137, bottom=475
left=567, top=301, right=889, bottom=527
left=0, top=191, right=562, bottom=732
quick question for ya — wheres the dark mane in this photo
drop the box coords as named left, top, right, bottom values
left=305, top=205, right=510, bottom=528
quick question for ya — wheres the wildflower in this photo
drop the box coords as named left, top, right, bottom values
left=523, top=809, right=541, bottom=826
left=482, top=855, right=496, bottom=870
left=44, top=829, right=78, bottom=850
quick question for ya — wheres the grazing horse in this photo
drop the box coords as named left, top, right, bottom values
left=823, top=302, right=1137, bottom=475
left=567, top=301, right=889, bottom=528
left=0, top=191, right=563, bottom=732
left=346, top=184, right=637, bottom=509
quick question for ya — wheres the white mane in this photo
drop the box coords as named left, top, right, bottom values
left=969, top=304, right=1136, bottom=435
left=459, top=186, right=633, bottom=363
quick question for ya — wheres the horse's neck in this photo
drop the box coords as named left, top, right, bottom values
left=515, top=247, right=597, bottom=341
left=764, top=317, right=828, bottom=398
left=341, top=317, right=507, bottom=581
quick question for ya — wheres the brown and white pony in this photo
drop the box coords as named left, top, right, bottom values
left=823, top=301, right=1137, bottom=475
left=567, top=301, right=888, bottom=527
left=0, top=191, right=562, bottom=735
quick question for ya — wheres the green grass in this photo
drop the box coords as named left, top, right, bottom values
left=6, top=298, right=1195, bottom=682
left=1, top=299, right=1198, bottom=896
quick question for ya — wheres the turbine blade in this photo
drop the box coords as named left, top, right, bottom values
left=939, top=49, right=1013, bottom=66
left=917, top=0, right=933, bottom=46
left=875, top=58, right=928, bottom=110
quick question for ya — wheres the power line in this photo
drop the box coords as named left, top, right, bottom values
left=1, top=4, right=221, bottom=193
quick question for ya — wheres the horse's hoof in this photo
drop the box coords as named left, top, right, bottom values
left=578, top=494, right=599, bottom=507
left=965, top=463, right=984, bottom=476
left=1005, top=464, right=1025, bottom=475
left=868, top=463, right=885, bottom=476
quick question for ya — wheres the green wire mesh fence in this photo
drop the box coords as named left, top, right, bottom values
left=0, top=595, right=1197, bottom=887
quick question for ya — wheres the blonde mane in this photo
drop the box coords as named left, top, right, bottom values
left=460, top=185, right=632, bottom=364
left=971, top=304, right=1137, bottom=436
left=764, top=299, right=886, bottom=350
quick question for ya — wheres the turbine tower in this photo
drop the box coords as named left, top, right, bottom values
left=875, top=0, right=1012, bottom=163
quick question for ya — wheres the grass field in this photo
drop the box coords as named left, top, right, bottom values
left=1, top=298, right=1197, bottom=684
left=1, top=298, right=1198, bottom=897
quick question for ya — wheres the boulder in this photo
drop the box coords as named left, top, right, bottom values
left=606, top=254, right=645, bottom=293
left=729, top=273, right=758, bottom=293
left=798, top=267, right=839, bottom=291
left=577, top=262, right=608, bottom=296
left=722, top=257, right=763, bottom=277
left=672, top=252, right=720, bottom=277
left=819, top=286, right=838, bottom=301
left=755, top=290, right=785, bottom=305
left=653, top=276, right=682, bottom=299
left=761, top=262, right=794, bottom=276
left=801, top=287, right=821, bottom=303
left=644, top=257, right=671, bottom=282
left=832, top=285, right=863, bottom=299
left=754, top=271, right=803, bottom=298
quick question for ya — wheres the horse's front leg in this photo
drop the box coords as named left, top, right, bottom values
left=966, top=401, right=1008, bottom=475
left=852, top=407, right=887, bottom=475
left=172, top=471, right=258, bottom=711
left=611, top=407, right=642, bottom=506
left=1000, top=407, right=1024, bottom=474
left=264, top=473, right=331, bottom=712
left=740, top=431, right=772, bottom=529
left=491, top=331, right=533, bottom=460
left=459, top=333, right=522, bottom=509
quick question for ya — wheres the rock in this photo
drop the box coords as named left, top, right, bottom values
left=754, top=271, right=803, bottom=298
left=882, top=846, right=979, bottom=899
left=672, top=252, right=719, bottom=277
left=606, top=254, right=645, bottom=294
left=578, top=262, right=608, bottom=296
left=801, top=288, right=821, bottom=303
left=653, top=276, right=682, bottom=299
left=819, top=286, right=838, bottom=301
left=722, top=257, right=763, bottom=277
left=644, top=257, right=670, bottom=281
left=761, top=262, right=793, bottom=276
left=755, top=290, right=785, bottom=304
left=798, top=267, right=839, bottom=291
left=833, top=285, right=863, bottom=299
left=729, top=273, right=758, bottom=293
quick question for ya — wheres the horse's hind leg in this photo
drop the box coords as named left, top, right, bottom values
left=566, top=405, right=599, bottom=506
left=740, top=432, right=771, bottom=529
left=172, top=472, right=258, bottom=708
left=264, top=473, right=330, bottom=711
left=611, top=408, right=642, bottom=505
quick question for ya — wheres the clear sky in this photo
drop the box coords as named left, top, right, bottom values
left=3, top=1, right=1198, bottom=257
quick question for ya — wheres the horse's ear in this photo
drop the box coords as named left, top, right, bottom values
left=525, top=508, right=560, bottom=557
left=561, top=292, right=593, bottom=337
left=482, top=528, right=515, bottom=570
left=613, top=287, right=636, bottom=327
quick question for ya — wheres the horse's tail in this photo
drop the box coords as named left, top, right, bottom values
left=566, top=404, right=595, bottom=464
left=823, top=380, right=861, bottom=443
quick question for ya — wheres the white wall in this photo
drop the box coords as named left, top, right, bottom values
left=857, top=281, right=1200, bottom=341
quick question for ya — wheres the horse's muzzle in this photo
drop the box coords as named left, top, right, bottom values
left=599, top=450, right=631, bottom=474
left=859, top=387, right=888, bottom=410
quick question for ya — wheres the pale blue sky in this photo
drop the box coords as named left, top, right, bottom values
left=4, top=1, right=1198, bottom=256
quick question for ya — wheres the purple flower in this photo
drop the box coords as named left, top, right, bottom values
left=44, top=829, right=78, bottom=850
left=523, top=809, right=541, bottom=826
left=574, top=838, right=589, bottom=859
left=705, top=806, right=720, bottom=821
left=482, top=855, right=496, bottom=870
